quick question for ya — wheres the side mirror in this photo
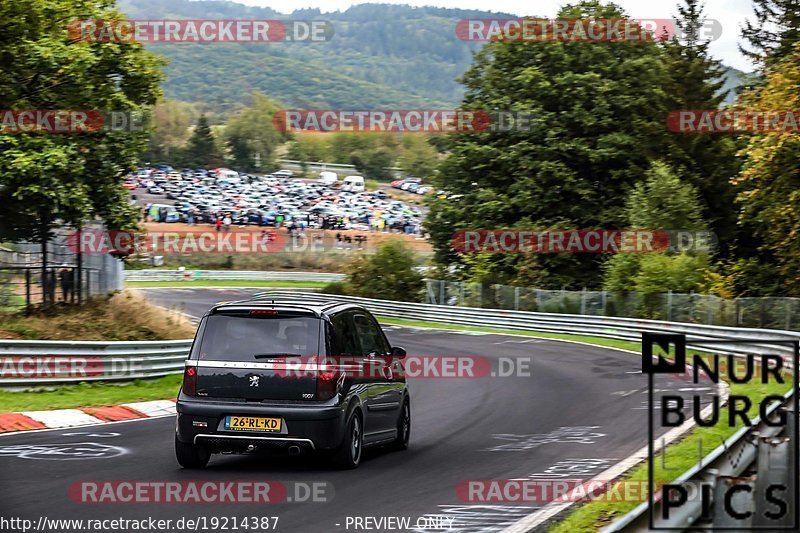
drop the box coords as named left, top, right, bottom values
left=390, top=346, right=407, bottom=359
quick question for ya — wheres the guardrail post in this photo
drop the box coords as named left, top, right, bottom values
left=708, top=298, right=714, bottom=325
left=713, top=475, right=755, bottom=528
left=580, top=287, right=587, bottom=315
left=753, top=436, right=792, bottom=527
left=667, top=290, right=673, bottom=321
left=25, top=268, right=31, bottom=312
left=785, top=300, right=792, bottom=331
left=781, top=405, right=796, bottom=527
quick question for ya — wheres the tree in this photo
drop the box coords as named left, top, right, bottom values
left=324, top=240, right=424, bottom=301
left=398, top=135, right=439, bottom=179
left=287, top=133, right=333, bottom=167
left=183, top=115, right=222, bottom=167
left=732, top=42, right=800, bottom=295
left=352, top=146, right=395, bottom=180
left=224, top=92, right=284, bottom=171
left=144, top=99, right=199, bottom=163
left=661, top=0, right=741, bottom=257
left=0, top=0, right=164, bottom=302
left=427, top=0, right=670, bottom=288
left=603, top=162, right=710, bottom=294
left=740, top=0, right=800, bottom=67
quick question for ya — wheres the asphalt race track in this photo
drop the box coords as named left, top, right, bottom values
left=0, top=288, right=715, bottom=533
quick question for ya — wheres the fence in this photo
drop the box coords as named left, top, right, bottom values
left=0, top=224, right=125, bottom=311
left=425, top=280, right=800, bottom=331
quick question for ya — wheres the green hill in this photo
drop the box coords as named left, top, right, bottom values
left=118, top=0, right=504, bottom=110
left=118, top=0, right=749, bottom=111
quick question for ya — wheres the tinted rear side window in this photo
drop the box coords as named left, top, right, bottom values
left=330, top=311, right=360, bottom=356
left=192, top=314, right=321, bottom=361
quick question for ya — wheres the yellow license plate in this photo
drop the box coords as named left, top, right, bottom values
left=225, top=416, right=282, bottom=432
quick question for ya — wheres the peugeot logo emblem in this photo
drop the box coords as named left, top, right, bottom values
left=249, top=375, right=259, bottom=387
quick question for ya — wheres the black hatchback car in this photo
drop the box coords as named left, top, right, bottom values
left=175, top=297, right=410, bottom=469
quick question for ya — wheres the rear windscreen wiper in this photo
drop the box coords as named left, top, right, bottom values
left=253, top=353, right=303, bottom=359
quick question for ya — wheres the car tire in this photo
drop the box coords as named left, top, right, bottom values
left=391, top=398, right=410, bottom=450
left=332, top=411, right=362, bottom=469
left=175, top=435, right=210, bottom=469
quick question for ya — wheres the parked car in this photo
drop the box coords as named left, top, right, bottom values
left=319, top=171, right=338, bottom=186
left=175, top=298, right=410, bottom=469
left=341, top=175, right=365, bottom=193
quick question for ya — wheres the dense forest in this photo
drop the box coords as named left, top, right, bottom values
left=120, top=0, right=746, bottom=110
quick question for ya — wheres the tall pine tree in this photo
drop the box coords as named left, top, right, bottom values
left=183, top=115, right=222, bottom=167
left=661, top=0, right=740, bottom=257
left=740, top=0, right=800, bottom=67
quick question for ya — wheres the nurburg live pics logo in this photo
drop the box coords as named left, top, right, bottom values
left=643, top=333, right=799, bottom=530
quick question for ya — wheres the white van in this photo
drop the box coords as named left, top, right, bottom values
left=318, top=171, right=338, bottom=186
left=216, top=170, right=240, bottom=183
left=341, top=175, right=365, bottom=192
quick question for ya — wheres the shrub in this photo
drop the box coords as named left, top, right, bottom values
left=338, top=240, right=424, bottom=302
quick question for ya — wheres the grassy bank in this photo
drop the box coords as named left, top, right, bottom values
left=549, top=363, right=790, bottom=532
left=127, top=279, right=328, bottom=288
left=0, top=291, right=196, bottom=341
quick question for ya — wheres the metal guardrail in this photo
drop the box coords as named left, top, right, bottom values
left=124, top=270, right=345, bottom=282
left=0, top=339, right=192, bottom=386
left=252, top=292, right=800, bottom=359
left=4, top=291, right=797, bottom=387
left=602, top=387, right=796, bottom=531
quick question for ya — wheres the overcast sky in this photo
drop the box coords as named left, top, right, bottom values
left=236, top=0, right=756, bottom=71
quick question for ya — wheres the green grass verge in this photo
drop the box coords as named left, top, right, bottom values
left=126, top=280, right=328, bottom=288
left=376, top=316, right=641, bottom=352
left=0, top=375, right=183, bottom=412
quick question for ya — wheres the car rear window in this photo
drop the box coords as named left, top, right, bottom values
left=192, top=313, right=321, bottom=361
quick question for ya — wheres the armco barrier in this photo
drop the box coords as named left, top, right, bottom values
left=0, top=339, right=192, bottom=386
left=124, top=270, right=345, bottom=282
left=2, top=291, right=798, bottom=387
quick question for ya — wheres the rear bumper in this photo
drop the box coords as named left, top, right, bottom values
left=176, top=398, right=346, bottom=451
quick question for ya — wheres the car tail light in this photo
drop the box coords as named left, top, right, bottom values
left=183, top=365, right=197, bottom=396
left=316, top=359, right=340, bottom=401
